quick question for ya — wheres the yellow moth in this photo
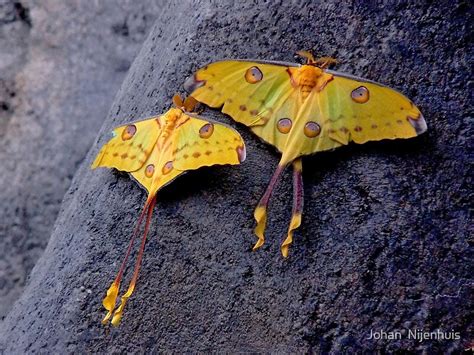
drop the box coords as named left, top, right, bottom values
left=185, top=51, right=427, bottom=258
left=91, top=95, right=246, bottom=325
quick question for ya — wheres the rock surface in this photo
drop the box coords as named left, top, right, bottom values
left=1, top=0, right=471, bottom=352
left=0, top=0, right=160, bottom=318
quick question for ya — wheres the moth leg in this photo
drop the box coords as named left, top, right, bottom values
left=111, top=196, right=157, bottom=326
left=253, top=164, right=286, bottom=251
left=296, top=50, right=316, bottom=64
left=281, top=158, right=303, bottom=258
left=101, top=197, right=152, bottom=325
left=314, top=56, right=339, bottom=69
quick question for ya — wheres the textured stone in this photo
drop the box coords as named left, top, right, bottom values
left=0, top=0, right=471, bottom=352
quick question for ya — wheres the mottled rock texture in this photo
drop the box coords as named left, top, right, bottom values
left=0, top=0, right=471, bottom=353
left=0, top=0, right=159, bottom=318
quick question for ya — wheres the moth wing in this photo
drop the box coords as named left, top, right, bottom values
left=185, top=60, right=294, bottom=127
left=129, top=143, right=182, bottom=196
left=186, top=61, right=427, bottom=164
left=173, top=113, right=246, bottom=171
left=91, top=117, right=161, bottom=172
left=320, top=72, right=427, bottom=146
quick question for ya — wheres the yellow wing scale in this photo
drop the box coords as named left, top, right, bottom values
left=91, top=117, right=161, bottom=172
left=128, top=143, right=181, bottom=195
left=321, top=76, right=425, bottom=146
left=173, top=115, right=246, bottom=171
left=187, top=61, right=293, bottom=127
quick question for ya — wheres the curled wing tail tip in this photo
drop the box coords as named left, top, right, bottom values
left=183, top=75, right=194, bottom=93
left=409, top=114, right=428, bottom=135
left=184, top=74, right=205, bottom=94
left=237, top=143, right=246, bottom=163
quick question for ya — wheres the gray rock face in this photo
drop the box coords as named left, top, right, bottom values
left=0, top=0, right=160, bottom=319
left=1, top=0, right=471, bottom=352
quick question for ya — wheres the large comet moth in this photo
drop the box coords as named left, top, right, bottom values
left=91, top=95, right=246, bottom=326
left=185, top=51, right=427, bottom=258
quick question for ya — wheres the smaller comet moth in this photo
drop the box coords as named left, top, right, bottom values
left=185, top=51, right=427, bottom=258
left=91, top=95, right=246, bottom=326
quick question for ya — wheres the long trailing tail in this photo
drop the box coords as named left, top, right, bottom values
left=253, top=158, right=304, bottom=257
left=101, top=195, right=157, bottom=326
left=280, top=158, right=303, bottom=257
left=253, top=163, right=286, bottom=251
